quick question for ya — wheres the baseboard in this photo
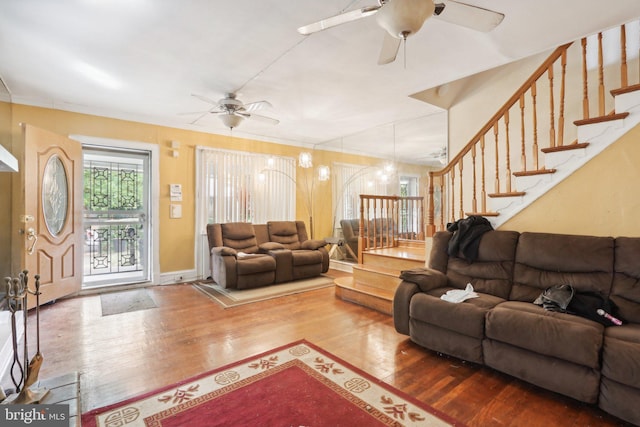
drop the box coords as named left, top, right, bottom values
left=158, top=269, right=200, bottom=285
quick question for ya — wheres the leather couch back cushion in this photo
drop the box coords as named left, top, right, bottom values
left=511, top=232, right=614, bottom=302
left=220, top=222, right=260, bottom=253
left=432, top=230, right=519, bottom=299
left=612, top=237, right=640, bottom=323
left=268, top=221, right=301, bottom=250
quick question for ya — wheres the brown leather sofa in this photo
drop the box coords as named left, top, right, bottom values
left=206, top=221, right=329, bottom=289
left=394, top=230, right=640, bottom=426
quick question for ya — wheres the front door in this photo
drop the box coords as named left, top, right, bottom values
left=21, top=125, right=83, bottom=308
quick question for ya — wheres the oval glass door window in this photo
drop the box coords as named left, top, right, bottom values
left=42, top=155, right=69, bottom=236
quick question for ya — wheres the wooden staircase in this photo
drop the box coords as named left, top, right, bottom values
left=334, top=240, right=426, bottom=315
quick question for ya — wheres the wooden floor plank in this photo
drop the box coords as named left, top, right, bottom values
left=23, top=270, right=632, bottom=426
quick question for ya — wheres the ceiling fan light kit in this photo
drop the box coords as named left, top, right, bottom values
left=187, top=92, right=279, bottom=130
left=219, top=113, right=243, bottom=129
left=376, top=0, right=435, bottom=39
left=298, top=0, right=504, bottom=65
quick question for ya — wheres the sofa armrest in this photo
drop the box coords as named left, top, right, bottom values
left=399, top=267, right=448, bottom=292
left=212, top=246, right=238, bottom=257
left=301, top=239, right=327, bottom=250
left=393, top=281, right=420, bottom=335
left=259, top=242, right=286, bottom=252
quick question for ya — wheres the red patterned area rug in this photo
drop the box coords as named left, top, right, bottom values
left=82, top=340, right=464, bottom=427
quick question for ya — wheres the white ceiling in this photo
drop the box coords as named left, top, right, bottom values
left=1, top=1, right=639, bottom=165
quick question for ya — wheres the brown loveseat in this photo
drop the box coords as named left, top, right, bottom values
left=394, top=230, right=640, bottom=426
left=206, top=221, right=329, bottom=289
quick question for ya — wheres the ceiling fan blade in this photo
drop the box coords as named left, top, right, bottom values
left=191, top=93, right=219, bottom=105
left=378, top=31, right=402, bottom=65
left=246, top=113, right=279, bottom=125
left=297, top=5, right=381, bottom=35
left=243, top=100, right=273, bottom=112
left=434, top=1, right=504, bottom=32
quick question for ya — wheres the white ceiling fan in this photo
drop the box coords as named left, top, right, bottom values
left=186, top=93, right=279, bottom=129
left=298, top=0, right=504, bottom=64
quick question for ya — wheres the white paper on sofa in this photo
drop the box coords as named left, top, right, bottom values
left=441, top=283, right=479, bottom=303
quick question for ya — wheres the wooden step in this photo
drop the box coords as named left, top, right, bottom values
left=464, top=211, right=499, bottom=217
left=488, top=191, right=526, bottom=198
left=611, top=83, right=640, bottom=97
left=362, top=251, right=424, bottom=271
left=334, top=276, right=394, bottom=315
left=352, top=264, right=402, bottom=291
left=513, top=168, right=556, bottom=177
left=573, top=112, right=629, bottom=126
left=541, top=142, right=589, bottom=154
left=397, top=239, right=426, bottom=249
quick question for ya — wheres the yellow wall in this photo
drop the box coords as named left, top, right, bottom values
left=501, top=123, right=640, bottom=236
left=1, top=102, right=425, bottom=275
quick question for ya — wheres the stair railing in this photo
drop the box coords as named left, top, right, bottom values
left=427, top=21, right=638, bottom=236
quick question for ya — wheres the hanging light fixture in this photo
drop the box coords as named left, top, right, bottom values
left=299, top=152, right=313, bottom=168
left=317, top=165, right=330, bottom=181
left=219, top=113, right=243, bottom=129
left=375, top=0, right=435, bottom=39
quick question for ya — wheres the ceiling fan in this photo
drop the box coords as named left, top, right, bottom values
left=298, top=0, right=504, bottom=64
left=186, top=93, right=279, bottom=129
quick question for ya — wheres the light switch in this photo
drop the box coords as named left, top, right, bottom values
left=170, top=204, right=182, bottom=219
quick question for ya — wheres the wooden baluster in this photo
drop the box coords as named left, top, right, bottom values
left=471, top=144, right=478, bottom=213
left=548, top=64, right=556, bottom=148
left=458, top=160, right=464, bottom=219
left=520, top=94, right=526, bottom=171
left=450, top=167, right=456, bottom=224
left=372, top=198, right=377, bottom=248
left=480, top=135, right=487, bottom=213
left=427, top=172, right=435, bottom=236
left=418, top=197, right=424, bottom=239
left=494, top=122, right=500, bottom=193
left=621, top=24, right=628, bottom=88
left=531, top=82, right=539, bottom=170
left=582, top=37, right=589, bottom=119
left=504, top=110, right=512, bottom=192
left=438, top=178, right=445, bottom=232
left=558, top=49, right=567, bottom=146
left=598, top=31, right=605, bottom=117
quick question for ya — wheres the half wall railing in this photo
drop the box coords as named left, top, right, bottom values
left=357, top=194, right=424, bottom=261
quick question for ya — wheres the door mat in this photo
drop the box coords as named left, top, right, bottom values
left=100, top=288, right=158, bottom=316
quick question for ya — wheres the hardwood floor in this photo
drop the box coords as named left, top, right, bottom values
left=26, top=270, right=631, bottom=426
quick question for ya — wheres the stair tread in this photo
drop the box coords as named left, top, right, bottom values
left=541, top=142, right=589, bottom=153
left=352, top=263, right=401, bottom=276
left=574, top=112, right=629, bottom=126
left=488, top=191, right=526, bottom=198
left=611, top=83, right=640, bottom=97
left=335, top=277, right=395, bottom=300
left=513, top=168, right=556, bottom=177
left=464, top=211, right=500, bottom=217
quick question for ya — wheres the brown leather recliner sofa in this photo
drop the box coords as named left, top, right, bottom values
left=206, top=221, right=329, bottom=289
left=394, top=230, right=640, bottom=426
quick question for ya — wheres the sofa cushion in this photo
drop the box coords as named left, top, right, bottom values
left=220, top=222, right=260, bottom=253
left=612, top=237, right=640, bottom=324
left=291, top=250, right=323, bottom=266
left=301, top=239, right=326, bottom=250
left=510, top=232, right=614, bottom=302
left=431, top=230, right=519, bottom=299
left=399, top=268, right=448, bottom=292
left=601, top=324, right=640, bottom=387
left=485, top=301, right=604, bottom=368
left=410, top=291, right=505, bottom=339
left=268, top=221, right=302, bottom=249
left=235, top=255, right=276, bottom=275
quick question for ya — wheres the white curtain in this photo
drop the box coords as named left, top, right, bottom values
left=331, top=162, right=391, bottom=233
left=196, top=147, right=295, bottom=234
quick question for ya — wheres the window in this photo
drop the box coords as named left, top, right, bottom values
left=196, top=147, right=296, bottom=231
